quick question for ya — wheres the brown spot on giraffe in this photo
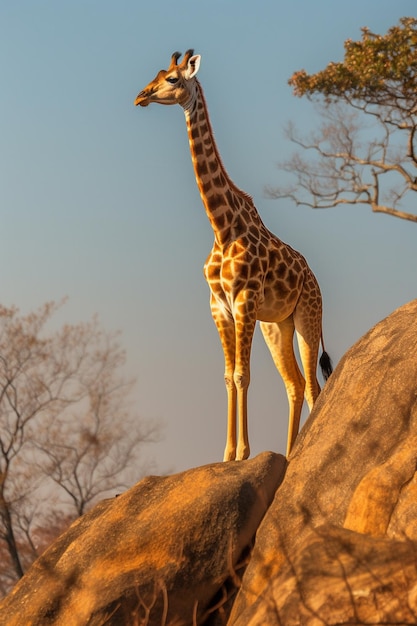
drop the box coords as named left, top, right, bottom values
left=193, top=142, right=204, bottom=157
left=134, top=49, right=332, bottom=460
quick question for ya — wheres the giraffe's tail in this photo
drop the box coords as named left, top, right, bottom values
left=319, top=333, right=333, bottom=381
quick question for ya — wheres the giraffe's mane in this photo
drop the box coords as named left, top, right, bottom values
left=194, top=79, right=254, bottom=205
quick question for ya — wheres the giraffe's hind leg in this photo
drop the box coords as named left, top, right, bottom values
left=260, top=317, right=305, bottom=457
left=293, top=282, right=323, bottom=412
left=295, top=327, right=321, bottom=410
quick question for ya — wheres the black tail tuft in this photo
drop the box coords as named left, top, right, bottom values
left=319, top=351, right=333, bottom=381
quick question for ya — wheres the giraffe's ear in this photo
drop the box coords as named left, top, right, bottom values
left=184, top=55, right=201, bottom=79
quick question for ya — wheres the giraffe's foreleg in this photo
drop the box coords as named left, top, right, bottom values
left=233, top=298, right=257, bottom=461
left=224, top=368, right=237, bottom=462
left=234, top=368, right=251, bottom=461
left=209, top=295, right=238, bottom=461
left=260, top=317, right=305, bottom=457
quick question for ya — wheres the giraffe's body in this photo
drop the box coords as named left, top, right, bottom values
left=135, top=50, right=332, bottom=460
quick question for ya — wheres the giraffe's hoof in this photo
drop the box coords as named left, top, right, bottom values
left=236, top=446, right=250, bottom=461
left=223, top=448, right=236, bottom=462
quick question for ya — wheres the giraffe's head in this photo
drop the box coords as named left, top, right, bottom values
left=134, top=49, right=201, bottom=109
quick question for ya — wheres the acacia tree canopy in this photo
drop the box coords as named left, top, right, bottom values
left=269, top=17, right=417, bottom=222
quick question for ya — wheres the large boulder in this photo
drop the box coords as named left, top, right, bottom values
left=229, top=299, right=417, bottom=624
left=0, top=452, right=286, bottom=626
left=237, top=524, right=417, bottom=625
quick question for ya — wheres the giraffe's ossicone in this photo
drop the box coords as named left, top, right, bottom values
left=135, top=50, right=332, bottom=461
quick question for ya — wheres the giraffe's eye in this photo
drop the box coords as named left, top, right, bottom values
left=166, top=76, right=179, bottom=84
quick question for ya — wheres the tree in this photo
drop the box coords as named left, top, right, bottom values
left=268, top=17, right=417, bottom=222
left=0, top=301, right=159, bottom=596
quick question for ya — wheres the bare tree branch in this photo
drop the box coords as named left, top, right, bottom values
left=271, top=18, right=417, bottom=223
left=268, top=105, right=417, bottom=223
left=0, top=301, right=160, bottom=595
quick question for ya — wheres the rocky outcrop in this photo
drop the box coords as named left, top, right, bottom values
left=230, top=298, right=417, bottom=624
left=237, top=524, right=417, bottom=625
left=0, top=452, right=286, bottom=626
left=1, top=299, right=417, bottom=625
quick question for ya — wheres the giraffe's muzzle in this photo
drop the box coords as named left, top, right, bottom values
left=134, top=91, right=150, bottom=107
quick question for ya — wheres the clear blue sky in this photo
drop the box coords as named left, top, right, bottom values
left=1, top=1, right=415, bottom=474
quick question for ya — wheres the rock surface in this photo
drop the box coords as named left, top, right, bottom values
left=2, top=300, right=417, bottom=625
left=239, top=524, right=417, bottom=625
left=0, top=451, right=286, bottom=626
left=229, top=299, right=417, bottom=624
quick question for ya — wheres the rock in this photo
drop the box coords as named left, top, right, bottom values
left=238, top=525, right=417, bottom=625
left=3, top=300, right=417, bottom=626
left=230, top=299, right=417, bottom=624
left=0, top=451, right=286, bottom=626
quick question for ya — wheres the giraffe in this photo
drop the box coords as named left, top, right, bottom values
left=134, top=49, right=332, bottom=461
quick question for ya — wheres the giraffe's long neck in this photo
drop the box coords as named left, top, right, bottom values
left=183, top=80, right=263, bottom=246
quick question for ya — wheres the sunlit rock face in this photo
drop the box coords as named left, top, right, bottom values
left=0, top=451, right=285, bottom=626
left=230, top=299, right=417, bottom=625
left=232, top=524, right=417, bottom=625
